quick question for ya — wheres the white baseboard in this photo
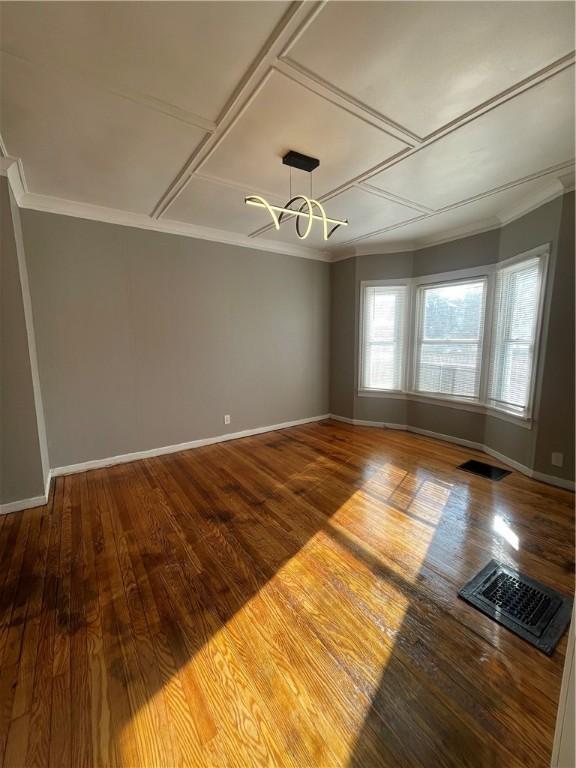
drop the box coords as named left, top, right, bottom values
left=482, top=446, right=533, bottom=477
left=329, top=413, right=405, bottom=430
left=51, top=414, right=331, bottom=478
left=407, top=425, right=483, bottom=452
left=0, top=469, right=53, bottom=515
left=0, top=494, right=47, bottom=515
left=4, top=413, right=572, bottom=515
left=531, top=471, right=575, bottom=491
left=329, top=413, right=575, bottom=491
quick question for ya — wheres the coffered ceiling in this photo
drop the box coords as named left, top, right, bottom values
left=1, top=1, right=574, bottom=260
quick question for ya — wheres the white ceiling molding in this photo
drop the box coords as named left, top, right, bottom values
left=351, top=243, right=417, bottom=258
left=4, top=159, right=27, bottom=205
left=349, top=179, right=567, bottom=257
left=10, top=181, right=330, bottom=262
left=1, top=3, right=573, bottom=258
left=342, top=160, right=575, bottom=247
left=0, top=131, right=9, bottom=158
left=497, top=177, right=565, bottom=225
left=274, top=57, right=420, bottom=146
left=559, top=169, right=575, bottom=192
left=352, top=221, right=500, bottom=257
left=248, top=56, right=575, bottom=243
left=411, top=219, right=503, bottom=251
left=315, top=56, right=576, bottom=203
left=421, top=51, right=576, bottom=143
left=357, top=183, right=434, bottom=213
left=0, top=50, right=216, bottom=134
left=0, top=156, right=16, bottom=174
left=152, top=2, right=324, bottom=219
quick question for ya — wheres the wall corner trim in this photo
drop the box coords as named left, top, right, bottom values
left=8, top=180, right=51, bottom=494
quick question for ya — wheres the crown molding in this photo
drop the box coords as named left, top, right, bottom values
left=7, top=164, right=571, bottom=266
left=11, top=185, right=330, bottom=261
left=414, top=219, right=502, bottom=251
left=351, top=243, right=416, bottom=258
left=347, top=220, right=500, bottom=259
left=330, top=246, right=358, bottom=262
left=0, top=157, right=16, bottom=174
left=497, top=178, right=565, bottom=225
left=346, top=178, right=571, bottom=259
left=339, top=160, right=575, bottom=249
left=4, top=160, right=27, bottom=204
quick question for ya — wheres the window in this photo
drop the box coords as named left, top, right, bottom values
left=358, top=246, right=548, bottom=423
left=360, top=284, right=407, bottom=391
left=414, top=279, right=487, bottom=399
left=487, top=256, right=545, bottom=417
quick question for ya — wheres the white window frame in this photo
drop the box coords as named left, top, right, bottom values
left=358, top=279, right=411, bottom=395
left=486, top=246, right=549, bottom=421
left=357, top=245, right=550, bottom=427
left=411, top=274, right=489, bottom=403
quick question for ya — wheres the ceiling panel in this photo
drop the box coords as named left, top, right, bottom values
left=0, top=1, right=290, bottom=123
left=359, top=176, right=566, bottom=247
left=366, top=68, right=575, bottom=210
left=0, top=54, right=204, bottom=213
left=289, top=1, right=575, bottom=137
left=164, top=176, right=265, bottom=235
left=201, top=70, right=409, bottom=200
left=254, top=186, right=424, bottom=247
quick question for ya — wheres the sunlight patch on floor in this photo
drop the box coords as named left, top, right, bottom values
left=492, top=513, right=520, bottom=551
left=119, top=465, right=454, bottom=766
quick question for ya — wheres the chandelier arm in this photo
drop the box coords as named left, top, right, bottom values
left=309, top=198, right=329, bottom=240
left=279, top=196, right=306, bottom=224
left=245, top=195, right=280, bottom=230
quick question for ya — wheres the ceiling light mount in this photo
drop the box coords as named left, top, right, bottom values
left=245, top=150, right=348, bottom=241
left=282, top=150, right=320, bottom=173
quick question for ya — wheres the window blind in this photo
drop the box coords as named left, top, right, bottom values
left=487, top=256, right=543, bottom=416
left=414, top=279, right=487, bottom=399
left=360, top=285, right=407, bottom=391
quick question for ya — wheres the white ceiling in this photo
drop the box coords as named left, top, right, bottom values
left=0, top=1, right=574, bottom=259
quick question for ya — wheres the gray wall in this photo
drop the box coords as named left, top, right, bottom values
left=0, top=177, right=44, bottom=503
left=413, top=229, right=500, bottom=276
left=532, top=192, right=575, bottom=480
left=5, top=189, right=574, bottom=497
left=331, top=193, right=575, bottom=482
left=330, top=257, right=356, bottom=419
left=21, top=210, right=330, bottom=468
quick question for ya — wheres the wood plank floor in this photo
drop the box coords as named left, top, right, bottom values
left=0, top=420, right=573, bottom=768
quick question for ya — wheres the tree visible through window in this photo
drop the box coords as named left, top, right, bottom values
left=358, top=249, right=547, bottom=420
left=415, top=279, right=487, bottom=399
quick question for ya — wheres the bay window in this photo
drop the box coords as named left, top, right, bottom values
left=358, top=245, right=548, bottom=422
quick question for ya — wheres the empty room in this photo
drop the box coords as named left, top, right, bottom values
left=1, top=1, right=575, bottom=766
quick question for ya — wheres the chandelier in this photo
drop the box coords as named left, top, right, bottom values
left=245, top=151, right=349, bottom=241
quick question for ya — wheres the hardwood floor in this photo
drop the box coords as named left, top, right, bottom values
left=0, top=420, right=573, bottom=768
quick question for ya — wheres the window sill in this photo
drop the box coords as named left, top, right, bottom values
left=356, top=389, right=532, bottom=429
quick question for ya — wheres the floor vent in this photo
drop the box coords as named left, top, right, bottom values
left=459, top=560, right=573, bottom=655
left=457, top=459, right=511, bottom=481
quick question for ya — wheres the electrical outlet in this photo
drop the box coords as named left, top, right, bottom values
left=551, top=452, right=564, bottom=467
left=224, top=414, right=231, bottom=425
